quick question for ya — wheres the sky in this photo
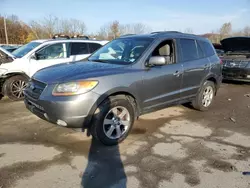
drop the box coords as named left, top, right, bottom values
left=1, top=0, right=250, bottom=34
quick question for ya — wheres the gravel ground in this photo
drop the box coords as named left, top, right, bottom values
left=0, top=82, right=250, bottom=188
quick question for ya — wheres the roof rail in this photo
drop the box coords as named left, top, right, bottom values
left=71, top=35, right=89, bottom=40
left=52, top=34, right=70, bottom=39
left=151, top=31, right=182, bottom=34
left=120, top=34, right=136, bottom=37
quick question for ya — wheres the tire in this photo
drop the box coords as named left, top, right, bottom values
left=192, top=81, right=215, bottom=111
left=3, top=75, right=28, bottom=101
left=0, top=94, right=3, bottom=100
left=91, top=95, right=135, bottom=146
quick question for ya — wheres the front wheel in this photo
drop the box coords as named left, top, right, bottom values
left=3, top=75, right=28, bottom=101
left=91, top=95, right=135, bottom=146
left=192, top=81, right=215, bottom=111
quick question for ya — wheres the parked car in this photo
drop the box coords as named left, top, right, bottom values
left=221, top=37, right=250, bottom=82
left=213, top=43, right=224, bottom=57
left=0, top=37, right=108, bottom=100
left=24, top=31, right=222, bottom=145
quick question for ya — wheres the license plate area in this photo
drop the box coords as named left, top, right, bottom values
left=27, top=100, right=44, bottom=111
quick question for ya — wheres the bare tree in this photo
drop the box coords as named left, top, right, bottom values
left=219, top=22, right=232, bottom=39
left=184, top=28, right=193, bottom=34
left=42, top=15, right=58, bottom=38
left=120, top=23, right=151, bottom=35
left=110, top=20, right=120, bottom=39
left=58, top=18, right=86, bottom=35
left=243, top=26, right=250, bottom=36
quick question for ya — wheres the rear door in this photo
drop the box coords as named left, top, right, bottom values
left=179, top=39, right=210, bottom=99
left=70, top=42, right=91, bottom=61
left=89, top=43, right=102, bottom=54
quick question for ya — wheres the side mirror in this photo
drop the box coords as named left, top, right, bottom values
left=148, top=56, right=166, bottom=66
left=30, top=53, right=37, bottom=60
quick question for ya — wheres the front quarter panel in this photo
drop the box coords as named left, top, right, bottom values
left=92, top=70, right=144, bottom=109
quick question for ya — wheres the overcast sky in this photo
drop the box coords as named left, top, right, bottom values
left=1, top=0, right=250, bottom=34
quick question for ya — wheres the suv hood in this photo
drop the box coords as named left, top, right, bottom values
left=221, top=37, right=250, bottom=53
left=33, top=61, right=133, bottom=84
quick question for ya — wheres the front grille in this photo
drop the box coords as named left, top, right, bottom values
left=223, top=60, right=249, bottom=68
left=25, top=79, right=47, bottom=99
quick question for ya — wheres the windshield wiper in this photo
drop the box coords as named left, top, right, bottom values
left=89, top=59, right=108, bottom=63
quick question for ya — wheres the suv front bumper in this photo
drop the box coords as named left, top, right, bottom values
left=24, top=91, right=100, bottom=128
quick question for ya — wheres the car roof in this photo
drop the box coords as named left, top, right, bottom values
left=119, top=31, right=209, bottom=42
left=32, top=39, right=109, bottom=45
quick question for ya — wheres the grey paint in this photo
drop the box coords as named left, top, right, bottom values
left=24, top=32, right=222, bottom=128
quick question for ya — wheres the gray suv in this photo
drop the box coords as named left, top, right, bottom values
left=24, top=31, right=222, bottom=145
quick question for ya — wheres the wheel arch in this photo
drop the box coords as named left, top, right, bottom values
left=1, top=72, right=29, bottom=95
left=200, top=74, right=219, bottom=95
left=83, top=87, right=141, bottom=129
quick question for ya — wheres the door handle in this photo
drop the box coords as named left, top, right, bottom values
left=173, top=71, right=182, bottom=77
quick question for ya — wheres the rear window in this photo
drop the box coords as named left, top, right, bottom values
left=196, top=41, right=205, bottom=58
left=89, top=43, right=102, bottom=53
left=179, top=39, right=198, bottom=62
left=71, top=43, right=89, bottom=55
left=199, top=41, right=215, bottom=57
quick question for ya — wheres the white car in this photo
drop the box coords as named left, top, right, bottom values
left=0, top=38, right=108, bottom=100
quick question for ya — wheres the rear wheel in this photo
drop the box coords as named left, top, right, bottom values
left=91, top=95, right=135, bottom=145
left=192, top=81, right=215, bottom=111
left=3, top=75, right=28, bottom=101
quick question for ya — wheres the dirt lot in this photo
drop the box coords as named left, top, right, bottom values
left=0, top=82, right=250, bottom=188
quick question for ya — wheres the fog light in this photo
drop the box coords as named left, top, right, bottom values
left=57, top=120, right=67, bottom=127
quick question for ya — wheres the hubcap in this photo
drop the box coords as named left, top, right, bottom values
left=103, top=106, right=131, bottom=139
left=202, top=86, right=214, bottom=107
left=11, top=80, right=27, bottom=99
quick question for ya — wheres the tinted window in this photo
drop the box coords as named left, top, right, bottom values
left=89, top=43, right=102, bottom=53
left=36, top=43, right=65, bottom=60
left=199, top=41, right=215, bottom=57
left=196, top=41, right=205, bottom=58
left=180, top=39, right=198, bottom=62
left=71, top=43, right=88, bottom=55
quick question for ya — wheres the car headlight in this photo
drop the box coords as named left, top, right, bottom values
left=52, top=81, right=98, bottom=96
left=0, top=68, right=7, bottom=75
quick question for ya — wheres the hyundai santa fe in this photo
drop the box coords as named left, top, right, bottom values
left=24, top=31, right=222, bottom=145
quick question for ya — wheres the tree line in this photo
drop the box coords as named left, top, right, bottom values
left=0, top=15, right=250, bottom=45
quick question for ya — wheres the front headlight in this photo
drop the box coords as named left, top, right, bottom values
left=0, top=68, right=7, bottom=75
left=52, top=81, right=98, bottom=96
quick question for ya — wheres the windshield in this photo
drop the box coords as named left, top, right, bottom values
left=12, top=42, right=41, bottom=58
left=88, top=38, right=153, bottom=64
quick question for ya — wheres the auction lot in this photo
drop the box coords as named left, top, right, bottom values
left=0, top=82, right=250, bottom=188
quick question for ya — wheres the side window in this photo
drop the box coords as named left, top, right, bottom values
left=89, top=43, right=102, bottom=53
left=199, top=41, right=215, bottom=57
left=36, top=43, right=65, bottom=60
left=71, top=43, right=88, bottom=55
left=151, top=40, right=175, bottom=65
left=179, top=39, right=198, bottom=62
left=196, top=40, right=205, bottom=58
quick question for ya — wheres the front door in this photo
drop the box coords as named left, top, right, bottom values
left=141, top=39, right=183, bottom=112
left=29, top=43, right=70, bottom=76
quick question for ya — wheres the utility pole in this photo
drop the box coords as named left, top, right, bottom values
left=4, top=16, right=9, bottom=44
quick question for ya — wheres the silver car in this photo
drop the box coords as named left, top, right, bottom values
left=24, top=31, right=222, bottom=145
